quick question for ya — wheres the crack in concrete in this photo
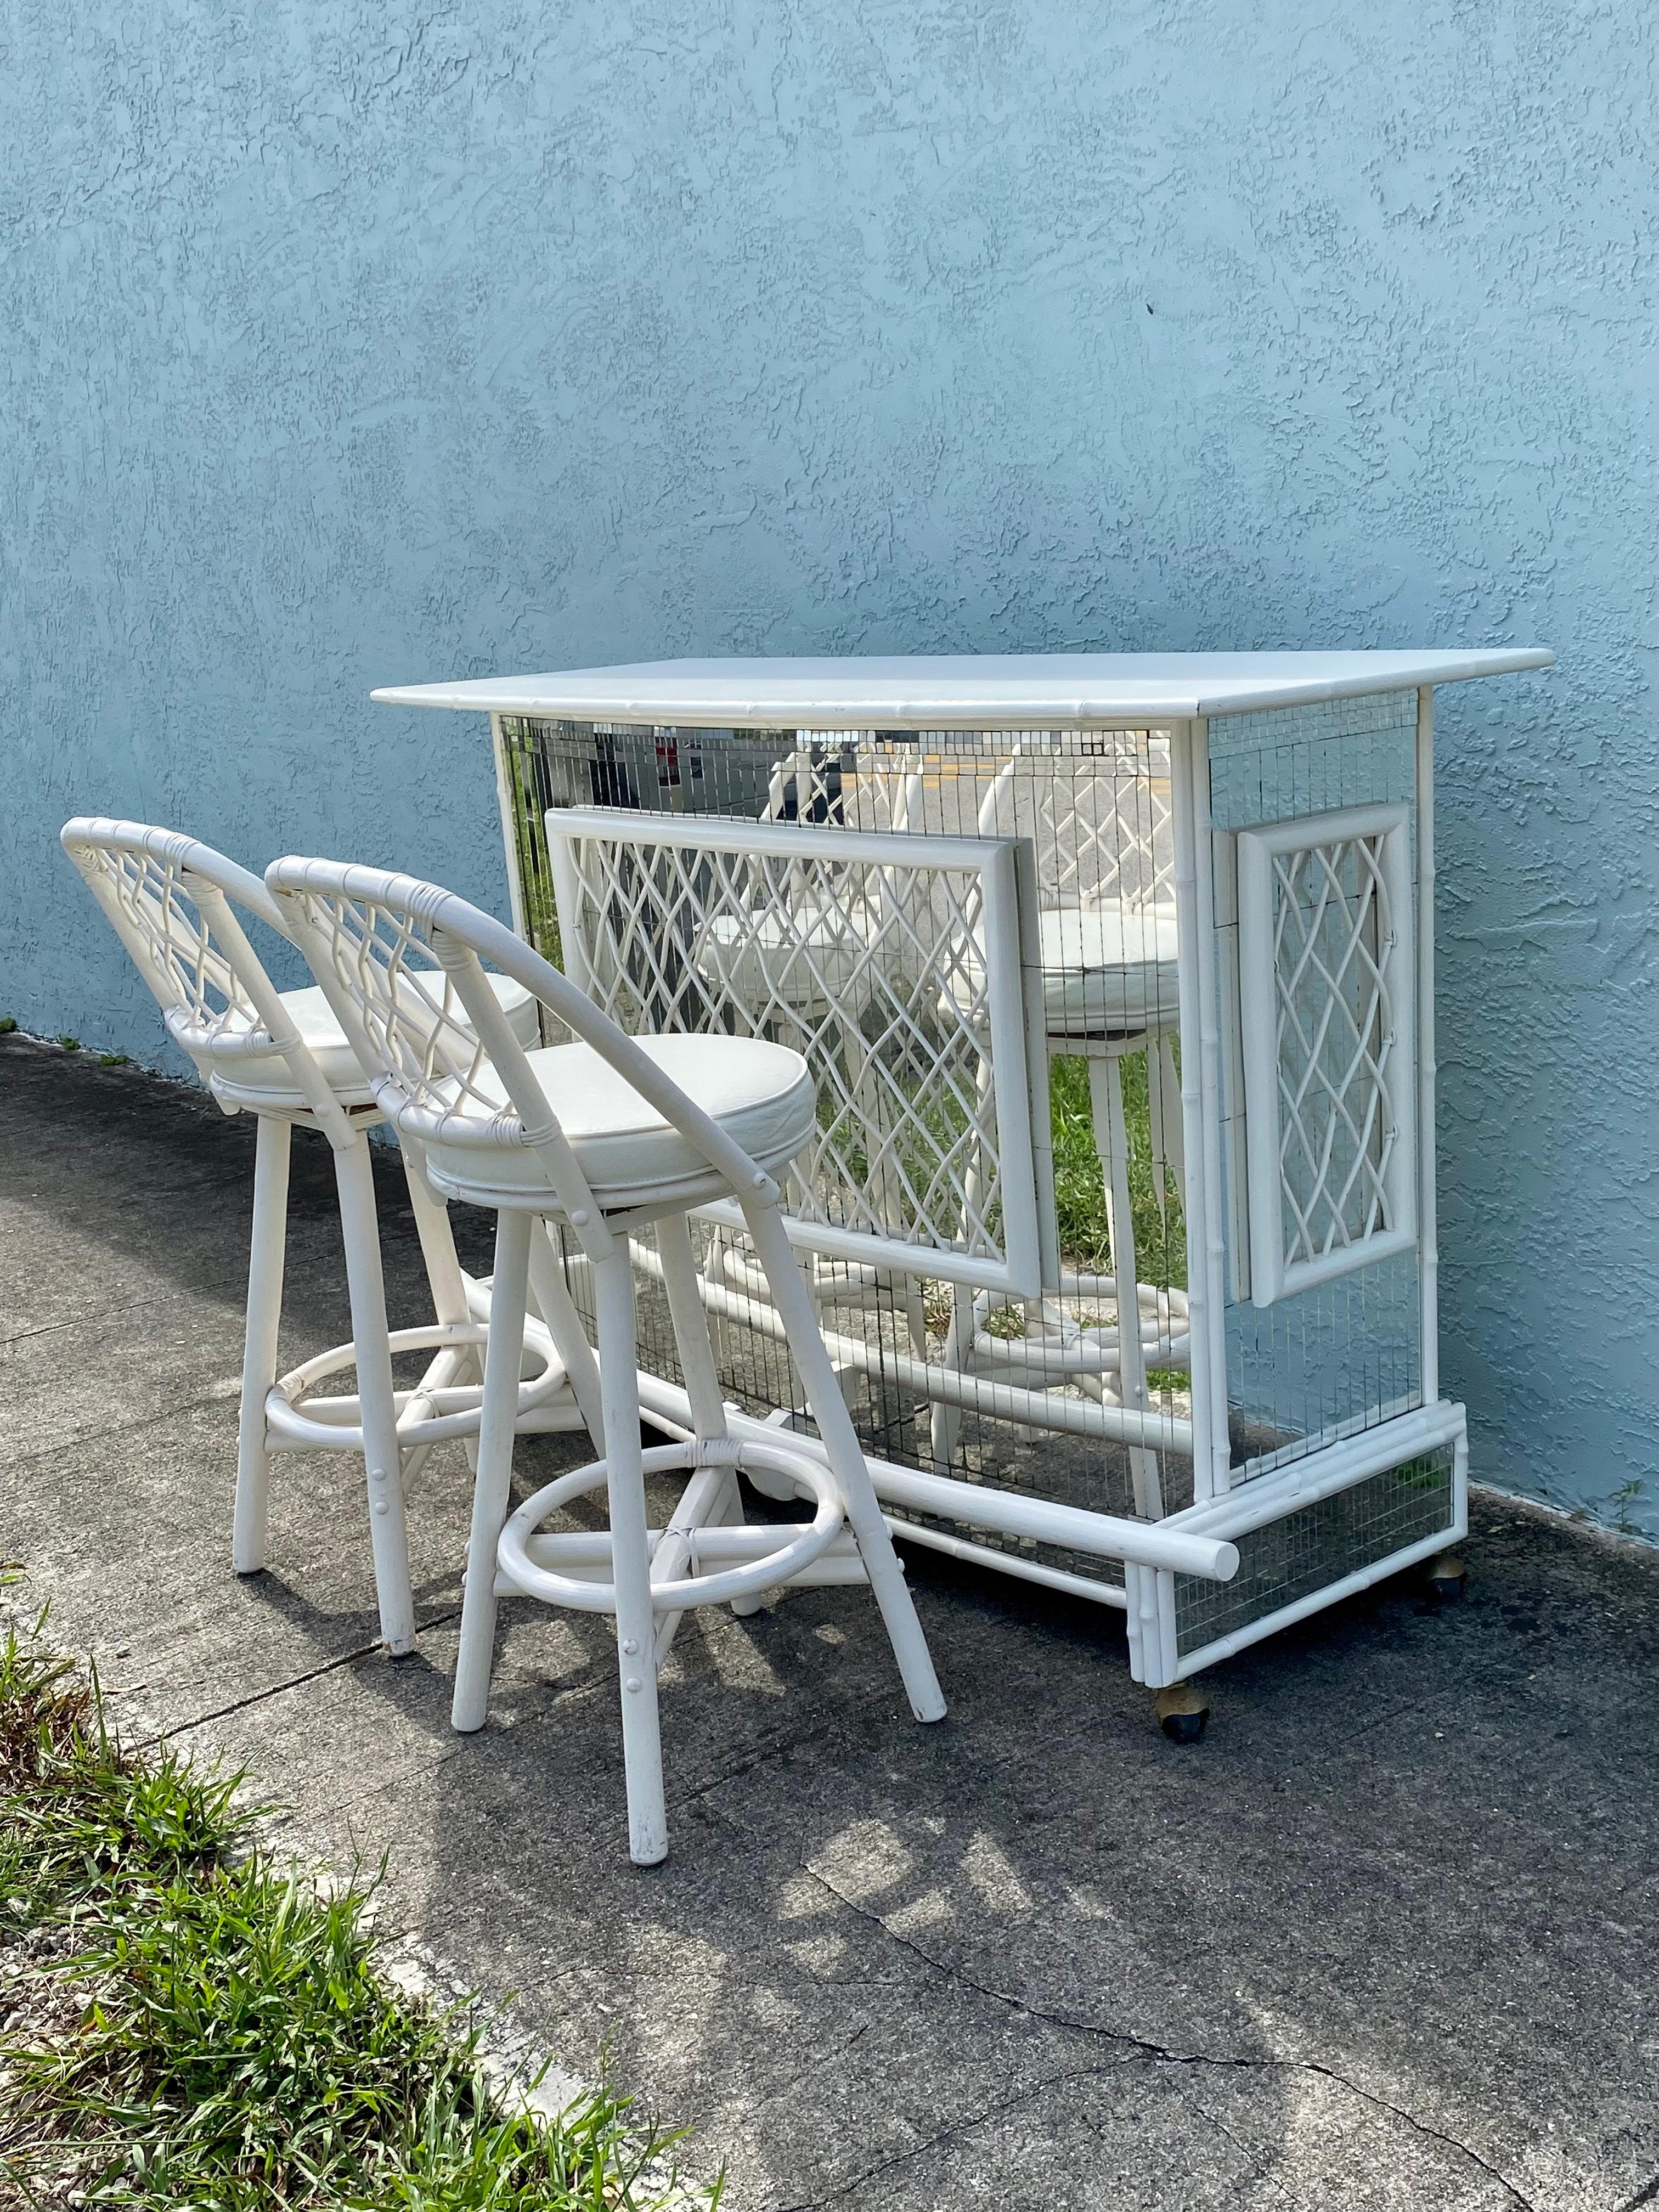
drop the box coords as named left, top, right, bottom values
left=670, top=1660, right=987, bottom=1832
left=738, top=2016, right=873, bottom=2133
left=801, top=1859, right=1541, bottom=2212
left=2, top=1384, right=250, bottom=1468
left=672, top=1722, right=830, bottom=1817
left=0, top=1264, right=259, bottom=1353
left=141, top=1610, right=462, bottom=1745
left=1172, top=2097, right=1299, bottom=2204
left=1, top=1316, right=96, bottom=1350
left=1616, top=2175, right=1659, bottom=2211
left=769, top=2061, right=1122, bottom=2211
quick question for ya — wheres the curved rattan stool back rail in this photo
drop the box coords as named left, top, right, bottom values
left=265, top=855, right=946, bottom=1866
left=58, top=818, right=578, bottom=1656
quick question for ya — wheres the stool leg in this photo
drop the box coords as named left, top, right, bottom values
left=329, top=1132, right=413, bottom=1654
left=657, top=1213, right=728, bottom=1443
left=654, top=1213, right=738, bottom=1661
left=400, top=1138, right=479, bottom=1474
left=334, top=1131, right=418, bottom=1653
left=402, top=1137, right=472, bottom=1338
left=743, top=1202, right=945, bottom=1724
left=1088, top=1055, right=1164, bottom=1521
left=592, top=1244, right=668, bottom=1865
left=233, top=1114, right=290, bottom=1575
left=452, top=1206, right=533, bottom=1730
left=929, top=1286, right=975, bottom=1469
left=526, top=1220, right=606, bottom=1449
left=394, top=1141, right=477, bottom=1496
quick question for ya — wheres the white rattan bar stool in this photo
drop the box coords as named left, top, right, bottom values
left=60, top=819, right=583, bottom=1652
left=267, top=855, right=946, bottom=1866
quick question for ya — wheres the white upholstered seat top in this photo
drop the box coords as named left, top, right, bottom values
left=947, top=901, right=1180, bottom=1041
left=1036, top=904, right=1181, bottom=1038
left=201, top=975, right=540, bottom=1113
left=417, top=1032, right=817, bottom=1211
left=699, top=903, right=885, bottom=1013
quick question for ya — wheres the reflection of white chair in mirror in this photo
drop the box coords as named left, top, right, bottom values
left=919, top=743, right=1187, bottom=1513
left=267, top=853, right=945, bottom=1866
left=697, top=744, right=933, bottom=1389
left=60, top=817, right=574, bottom=1654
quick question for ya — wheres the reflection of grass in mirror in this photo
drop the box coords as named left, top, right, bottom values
left=806, top=1034, right=1188, bottom=1295
left=812, top=1013, right=1000, bottom=1244
left=1051, top=1051, right=1187, bottom=1290
left=503, top=722, right=564, bottom=972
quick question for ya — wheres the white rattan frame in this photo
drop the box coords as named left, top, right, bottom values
left=59, top=818, right=579, bottom=1655
left=266, top=853, right=949, bottom=1865
left=449, top=668, right=1543, bottom=1699
left=1124, top=1401, right=1467, bottom=1688
left=545, top=806, right=1045, bottom=1300
left=1237, top=800, right=1417, bottom=1307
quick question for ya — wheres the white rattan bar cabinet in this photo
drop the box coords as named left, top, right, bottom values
left=372, top=647, right=1552, bottom=1735
left=265, top=855, right=948, bottom=1866
left=60, top=819, right=582, bottom=1654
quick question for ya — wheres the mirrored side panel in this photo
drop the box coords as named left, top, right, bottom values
left=1209, top=691, right=1424, bottom=1478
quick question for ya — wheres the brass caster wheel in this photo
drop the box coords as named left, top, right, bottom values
left=1425, top=1550, right=1467, bottom=1604
left=1154, top=1680, right=1209, bottom=1745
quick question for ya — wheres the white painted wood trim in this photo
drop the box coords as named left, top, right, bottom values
left=1417, top=687, right=1440, bottom=1404
left=489, top=712, right=530, bottom=943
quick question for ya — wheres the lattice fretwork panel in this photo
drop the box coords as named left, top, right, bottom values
left=968, top=741, right=1174, bottom=914
left=92, top=847, right=252, bottom=1039
left=274, top=885, right=516, bottom=1140
left=545, top=808, right=1042, bottom=1294
left=1237, top=802, right=1417, bottom=1307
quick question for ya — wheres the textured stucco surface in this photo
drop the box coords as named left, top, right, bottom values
left=3, top=3, right=1654, bottom=1533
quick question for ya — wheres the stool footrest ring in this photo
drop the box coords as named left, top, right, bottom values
left=265, top=1318, right=569, bottom=1452
left=496, top=1437, right=850, bottom=1613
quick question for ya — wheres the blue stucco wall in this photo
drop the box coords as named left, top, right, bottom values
left=3, top=3, right=1653, bottom=1534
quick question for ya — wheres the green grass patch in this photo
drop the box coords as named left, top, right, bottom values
left=0, top=1017, right=16, bottom=1035
left=1049, top=1051, right=1187, bottom=1289
left=0, top=1615, right=715, bottom=2209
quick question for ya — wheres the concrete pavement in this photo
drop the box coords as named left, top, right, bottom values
left=3, top=1033, right=1655, bottom=2211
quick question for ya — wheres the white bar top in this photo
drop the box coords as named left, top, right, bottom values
left=371, top=648, right=1553, bottom=730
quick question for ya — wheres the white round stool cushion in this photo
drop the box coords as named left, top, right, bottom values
left=1036, top=903, right=1180, bottom=1039
left=206, top=974, right=540, bottom=1114
left=419, top=1032, right=817, bottom=1211
left=699, top=903, right=892, bottom=1014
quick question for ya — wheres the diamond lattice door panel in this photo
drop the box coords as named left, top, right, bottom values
left=544, top=806, right=1045, bottom=1298
left=1236, top=801, right=1417, bottom=1307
